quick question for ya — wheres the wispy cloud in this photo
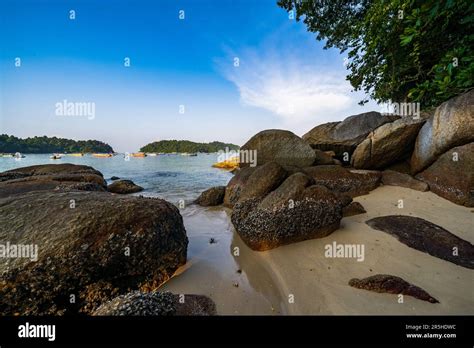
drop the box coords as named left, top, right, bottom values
left=216, top=43, right=372, bottom=132
left=218, top=51, right=352, bottom=122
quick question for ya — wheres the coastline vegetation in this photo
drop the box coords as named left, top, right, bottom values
left=140, top=140, right=239, bottom=154
left=0, top=134, right=114, bottom=154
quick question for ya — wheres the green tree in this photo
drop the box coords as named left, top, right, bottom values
left=277, top=0, right=473, bottom=108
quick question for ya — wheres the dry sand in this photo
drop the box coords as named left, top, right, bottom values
left=160, top=185, right=474, bottom=315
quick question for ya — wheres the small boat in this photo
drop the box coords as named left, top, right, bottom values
left=50, top=154, right=62, bottom=160
left=92, top=153, right=113, bottom=158
left=68, top=153, right=84, bottom=157
left=181, top=152, right=197, bottom=156
left=146, top=153, right=158, bottom=156
left=1, top=153, right=14, bottom=158
left=131, top=152, right=146, bottom=158
left=189, top=153, right=198, bottom=156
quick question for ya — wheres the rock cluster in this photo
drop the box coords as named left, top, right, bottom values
left=0, top=164, right=189, bottom=315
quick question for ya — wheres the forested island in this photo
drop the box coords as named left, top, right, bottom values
left=0, top=134, right=114, bottom=154
left=140, top=140, right=239, bottom=153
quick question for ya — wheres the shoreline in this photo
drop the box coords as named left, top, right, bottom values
left=161, top=185, right=474, bottom=315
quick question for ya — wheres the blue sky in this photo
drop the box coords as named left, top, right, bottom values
left=0, top=0, right=377, bottom=152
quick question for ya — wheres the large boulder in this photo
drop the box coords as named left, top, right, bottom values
left=93, top=291, right=216, bottom=316
left=351, top=116, right=426, bottom=169
left=0, top=191, right=188, bottom=315
left=411, top=90, right=474, bottom=174
left=107, top=179, right=144, bottom=194
left=231, top=179, right=347, bottom=251
left=224, top=162, right=287, bottom=208
left=303, top=112, right=398, bottom=158
left=303, top=165, right=381, bottom=197
left=223, top=166, right=256, bottom=208
left=0, top=164, right=107, bottom=198
left=415, top=143, right=474, bottom=206
left=195, top=186, right=226, bottom=206
left=239, top=129, right=316, bottom=168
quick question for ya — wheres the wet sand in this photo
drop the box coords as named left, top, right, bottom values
left=160, top=186, right=474, bottom=315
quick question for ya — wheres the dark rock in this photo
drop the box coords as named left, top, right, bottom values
left=223, top=166, right=256, bottom=208
left=239, top=129, right=316, bottom=168
left=237, top=162, right=288, bottom=203
left=195, top=186, right=225, bottom=206
left=416, top=143, right=474, bottom=206
left=0, top=164, right=107, bottom=198
left=366, top=215, right=474, bottom=269
left=0, top=191, right=188, bottom=315
left=303, top=112, right=398, bottom=158
left=107, top=179, right=144, bottom=194
left=313, top=149, right=336, bottom=165
left=349, top=274, right=439, bottom=303
left=110, top=176, right=120, bottom=181
left=411, top=90, right=474, bottom=174
left=352, top=116, right=426, bottom=169
left=342, top=202, right=366, bottom=217
left=259, top=172, right=313, bottom=210
left=303, top=165, right=381, bottom=197
left=382, top=170, right=429, bottom=192
left=231, top=184, right=346, bottom=251
left=385, top=160, right=412, bottom=174
left=92, top=291, right=216, bottom=316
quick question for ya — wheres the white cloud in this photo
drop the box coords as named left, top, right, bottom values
left=218, top=48, right=359, bottom=128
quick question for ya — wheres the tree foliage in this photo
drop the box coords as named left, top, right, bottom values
left=0, top=134, right=114, bottom=153
left=277, top=0, right=473, bottom=108
left=140, top=140, right=239, bottom=153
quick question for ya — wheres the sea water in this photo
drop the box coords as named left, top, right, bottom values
left=0, top=153, right=232, bottom=204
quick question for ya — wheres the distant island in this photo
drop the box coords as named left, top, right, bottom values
left=140, top=140, right=239, bottom=153
left=0, top=134, right=114, bottom=154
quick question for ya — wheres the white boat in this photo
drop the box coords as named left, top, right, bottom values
left=50, top=154, right=62, bottom=160
left=146, top=153, right=158, bottom=156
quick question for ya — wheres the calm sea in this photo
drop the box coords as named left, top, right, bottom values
left=0, top=153, right=233, bottom=204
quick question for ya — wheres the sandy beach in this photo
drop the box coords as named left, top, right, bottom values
left=160, top=185, right=474, bottom=315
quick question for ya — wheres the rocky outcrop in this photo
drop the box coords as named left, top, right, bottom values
left=303, top=165, right=381, bottom=197
left=366, top=216, right=474, bottom=269
left=342, top=202, right=366, bottom=217
left=239, top=129, right=316, bottom=168
left=0, top=190, right=188, bottom=315
left=107, top=179, right=144, bottom=194
left=415, top=143, right=474, bottom=206
left=231, top=182, right=347, bottom=251
left=0, top=164, right=107, bottom=198
left=232, top=162, right=287, bottom=205
left=303, top=112, right=398, bottom=158
left=93, top=291, right=216, bottom=316
left=349, top=274, right=439, bottom=303
left=411, top=89, right=474, bottom=174
left=382, top=170, right=429, bottom=192
left=195, top=186, right=226, bottom=206
left=351, top=116, right=426, bottom=169
left=223, top=166, right=257, bottom=208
